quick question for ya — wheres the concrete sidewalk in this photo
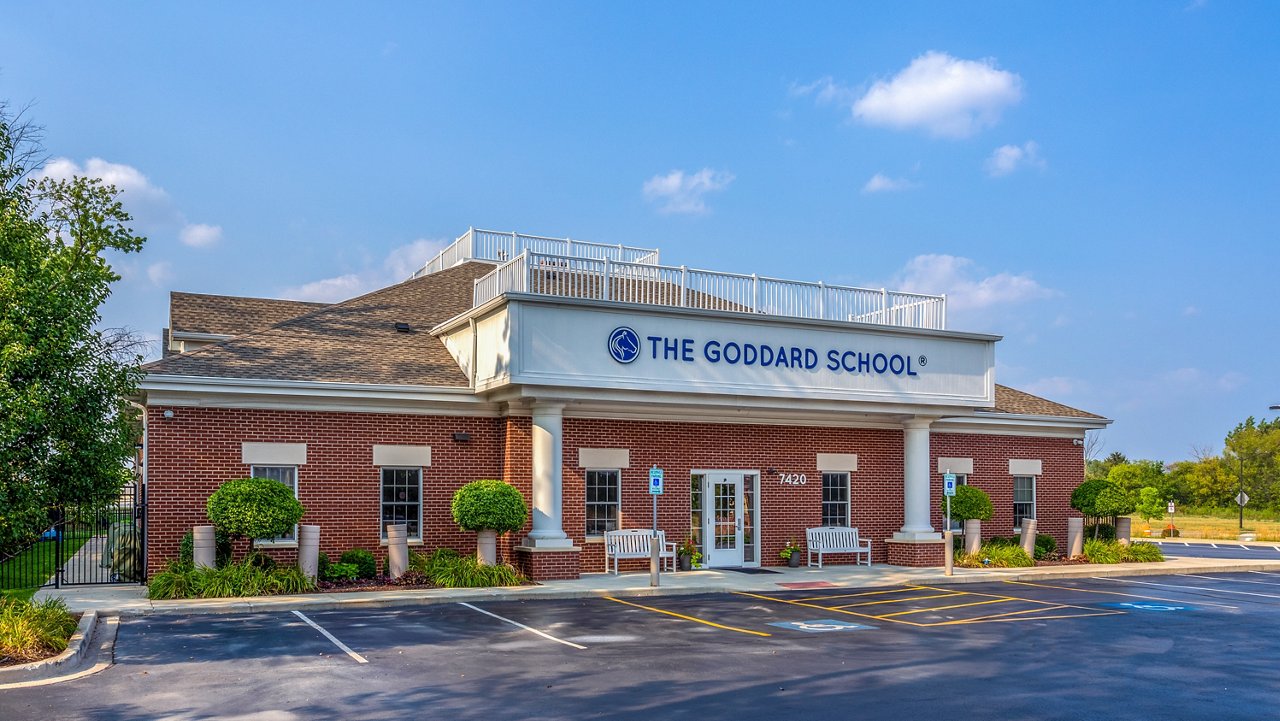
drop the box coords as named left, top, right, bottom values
left=34, top=555, right=1280, bottom=616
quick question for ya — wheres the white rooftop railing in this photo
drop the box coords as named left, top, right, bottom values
left=411, top=228, right=660, bottom=279
left=472, top=251, right=947, bottom=331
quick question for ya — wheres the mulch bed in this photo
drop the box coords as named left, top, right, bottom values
left=1032, top=558, right=1093, bottom=566
left=312, top=573, right=537, bottom=594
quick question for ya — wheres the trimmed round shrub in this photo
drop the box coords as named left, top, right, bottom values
left=940, top=485, right=993, bottom=522
left=1070, top=479, right=1112, bottom=518
left=452, top=480, right=528, bottom=533
left=206, top=477, right=305, bottom=544
left=339, top=549, right=377, bottom=579
left=1094, top=484, right=1137, bottom=518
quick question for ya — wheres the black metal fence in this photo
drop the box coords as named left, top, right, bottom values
left=0, top=483, right=146, bottom=591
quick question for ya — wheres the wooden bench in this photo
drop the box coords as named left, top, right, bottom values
left=806, top=526, right=872, bottom=568
left=604, top=529, right=677, bottom=574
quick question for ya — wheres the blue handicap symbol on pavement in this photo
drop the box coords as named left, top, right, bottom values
left=768, top=619, right=875, bottom=633
left=1102, top=602, right=1194, bottom=612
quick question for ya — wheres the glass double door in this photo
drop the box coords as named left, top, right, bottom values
left=702, top=472, right=757, bottom=568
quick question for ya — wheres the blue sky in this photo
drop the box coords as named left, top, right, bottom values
left=2, top=2, right=1276, bottom=462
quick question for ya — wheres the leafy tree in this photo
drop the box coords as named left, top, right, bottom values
left=1168, top=457, right=1235, bottom=507
left=1225, top=417, right=1280, bottom=510
left=206, top=477, right=305, bottom=550
left=0, top=104, right=145, bottom=552
left=939, top=485, right=993, bottom=522
left=1087, top=451, right=1129, bottom=481
left=1070, top=479, right=1111, bottom=518
left=451, top=479, right=528, bottom=533
left=1106, top=461, right=1166, bottom=496
left=1094, top=484, right=1136, bottom=519
left=1135, top=486, right=1166, bottom=525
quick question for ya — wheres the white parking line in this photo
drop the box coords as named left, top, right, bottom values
left=458, top=602, right=587, bottom=650
left=1238, top=545, right=1250, bottom=550
left=1210, top=543, right=1218, bottom=548
left=1183, top=574, right=1280, bottom=587
left=292, top=610, right=368, bottom=664
left=1183, top=542, right=1190, bottom=547
left=1094, top=577, right=1280, bottom=601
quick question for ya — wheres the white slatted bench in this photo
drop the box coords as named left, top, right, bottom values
left=604, top=529, right=677, bottom=574
left=806, top=526, right=872, bottom=568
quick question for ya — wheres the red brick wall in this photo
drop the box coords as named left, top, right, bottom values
left=513, top=549, right=580, bottom=581
left=930, top=433, right=1084, bottom=548
left=886, top=540, right=946, bottom=567
left=144, top=406, right=506, bottom=574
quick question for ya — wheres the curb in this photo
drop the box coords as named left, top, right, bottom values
left=0, top=610, right=97, bottom=679
left=109, top=558, right=1280, bottom=617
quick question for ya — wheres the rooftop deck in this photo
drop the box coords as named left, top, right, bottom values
left=416, top=228, right=947, bottom=331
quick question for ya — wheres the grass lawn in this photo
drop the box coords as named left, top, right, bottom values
left=1128, top=512, right=1280, bottom=542
left=0, top=531, right=93, bottom=602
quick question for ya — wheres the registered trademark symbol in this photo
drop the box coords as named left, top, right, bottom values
left=918, top=355, right=927, bottom=367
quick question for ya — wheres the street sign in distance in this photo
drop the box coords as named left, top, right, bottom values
left=1236, top=491, right=1249, bottom=507
left=649, top=467, right=665, bottom=495
left=943, top=473, right=957, bottom=497
left=1167, top=501, right=1176, bottom=514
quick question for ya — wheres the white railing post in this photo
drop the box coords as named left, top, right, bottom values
left=566, top=237, right=573, bottom=258
left=680, top=265, right=688, bottom=307
left=603, top=257, right=612, bottom=301
left=880, top=288, right=889, bottom=325
left=818, top=281, right=826, bottom=320
left=752, top=274, right=759, bottom=313
left=940, top=294, right=947, bottom=330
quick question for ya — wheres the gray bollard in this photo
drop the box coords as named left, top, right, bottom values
left=298, top=525, right=321, bottom=581
left=387, top=524, right=409, bottom=578
left=944, top=530, right=954, bottom=576
left=1067, top=517, right=1084, bottom=557
left=963, top=519, right=982, bottom=555
left=475, top=529, right=497, bottom=566
left=1020, top=518, right=1038, bottom=557
left=193, top=525, right=216, bottom=569
left=1115, top=517, right=1132, bottom=547
left=650, top=534, right=660, bottom=587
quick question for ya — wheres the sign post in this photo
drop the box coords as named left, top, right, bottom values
left=943, top=471, right=956, bottom=576
left=1235, top=491, right=1250, bottom=531
left=1167, top=500, right=1175, bottom=536
left=649, top=466, right=664, bottom=587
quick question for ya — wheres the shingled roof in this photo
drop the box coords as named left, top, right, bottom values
left=170, top=292, right=329, bottom=336
left=144, top=262, right=493, bottom=386
left=988, top=384, right=1104, bottom=419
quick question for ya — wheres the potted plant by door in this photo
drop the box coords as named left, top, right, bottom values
left=451, top=479, right=528, bottom=566
left=676, top=537, right=702, bottom=571
left=779, top=539, right=802, bottom=567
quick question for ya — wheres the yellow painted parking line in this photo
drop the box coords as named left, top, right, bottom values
left=914, top=584, right=1094, bottom=610
left=948, top=610, right=1127, bottom=626
left=875, top=597, right=1011, bottom=618
left=930, top=604, right=1073, bottom=626
left=833, top=592, right=966, bottom=609
left=796, top=586, right=928, bottom=602
left=734, top=591, right=930, bottom=627
left=603, top=597, right=771, bottom=637
left=1002, top=579, right=1239, bottom=610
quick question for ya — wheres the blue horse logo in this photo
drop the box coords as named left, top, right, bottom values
left=608, top=326, right=640, bottom=364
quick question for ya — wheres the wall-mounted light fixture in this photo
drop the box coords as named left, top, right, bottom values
left=767, top=467, right=777, bottom=475
left=1072, top=438, right=1084, bottom=446
left=452, top=432, right=471, bottom=443
left=162, top=410, right=175, bottom=419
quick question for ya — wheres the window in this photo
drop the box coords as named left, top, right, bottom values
left=381, top=467, right=422, bottom=541
left=251, top=465, right=297, bottom=543
left=1013, top=475, right=1036, bottom=529
left=585, top=470, right=620, bottom=536
left=690, top=473, right=704, bottom=549
left=821, top=472, right=850, bottom=527
left=946, top=474, right=969, bottom=531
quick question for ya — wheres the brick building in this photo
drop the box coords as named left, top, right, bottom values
left=139, top=229, right=1108, bottom=580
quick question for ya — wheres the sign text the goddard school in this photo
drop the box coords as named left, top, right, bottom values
left=643, top=334, right=922, bottom=377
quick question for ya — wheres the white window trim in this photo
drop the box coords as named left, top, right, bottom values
left=380, top=466, right=424, bottom=543
left=820, top=471, right=851, bottom=527
left=252, top=464, right=299, bottom=547
left=585, top=468, right=622, bottom=537
left=1013, top=475, right=1037, bottom=531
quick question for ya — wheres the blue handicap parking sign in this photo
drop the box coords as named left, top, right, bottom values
left=1102, top=602, right=1194, bottom=612
left=767, top=619, right=875, bottom=633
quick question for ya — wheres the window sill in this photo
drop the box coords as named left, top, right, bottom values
left=584, top=536, right=605, bottom=545
left=254, top=541, right=298, bottom=549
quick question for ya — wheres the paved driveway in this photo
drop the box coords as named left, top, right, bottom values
left=4, top=572, right=1280, bottom=720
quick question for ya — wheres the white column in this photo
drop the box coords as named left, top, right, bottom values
left=525, top=401, right=572, bottom=548
left=895, top=418, right=941, bottom=541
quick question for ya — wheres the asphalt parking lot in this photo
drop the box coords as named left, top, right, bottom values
left=5, top=572, right=1280, bottom=720
left=1151, top=540, right=1280, bottom=560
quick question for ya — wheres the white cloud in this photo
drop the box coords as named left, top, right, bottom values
left=38, top=157, right=221, bottom=249
left=642, top=168, right=735, bottom=215
left=179, top=223, right=222, bottom=248
left=789, top=76, right=858, bottom=107
left=146, top=261, right=174, bottom=286
left=1023, top=376, right=1086, bottom=398
left=862, top=173, right=919, bottom=194
left=851, top=51, right=1023, bottom=138
left=893, top=254, right=1056, bottom=311
left=280, top=238, right=450, bottom=303
left=984, top=141, right=1046, bottom=177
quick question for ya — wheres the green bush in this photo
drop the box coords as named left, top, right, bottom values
left=954, top=543, right=1034, bottom=568
left=1071, top=479, right=1112, bottom=517
left=178, top=529, right=233, bottom=568
left=1095, top=484, right=1137, bottom=517
left=147, top=559, right=317, bottom=599
left=317, top=551, right=331, bottom=580
left=0, top=596, right=79, bottom=662
left=414, top=547, right=525, bottom=588
left=206, top=477, right=305, bottom=544
left=324, top=563, right=360, bottom=582
left=339, top=549, right=377, bottom=579
left=1084, top=523, right=1116, bottom=541
left=1122, top=542, right=1165, bottom=563
left=1083, top=539, right=1123, bottom=564
left=1035, top=533, right=1057, bottom=560
left=451, top=480, right=528, bottom=533
left=940, top=485, right=993, bottom=522
left=244, top=551, right=276, bottom=571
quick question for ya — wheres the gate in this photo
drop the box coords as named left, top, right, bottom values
left=0, top=483, right=147, bottom=592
